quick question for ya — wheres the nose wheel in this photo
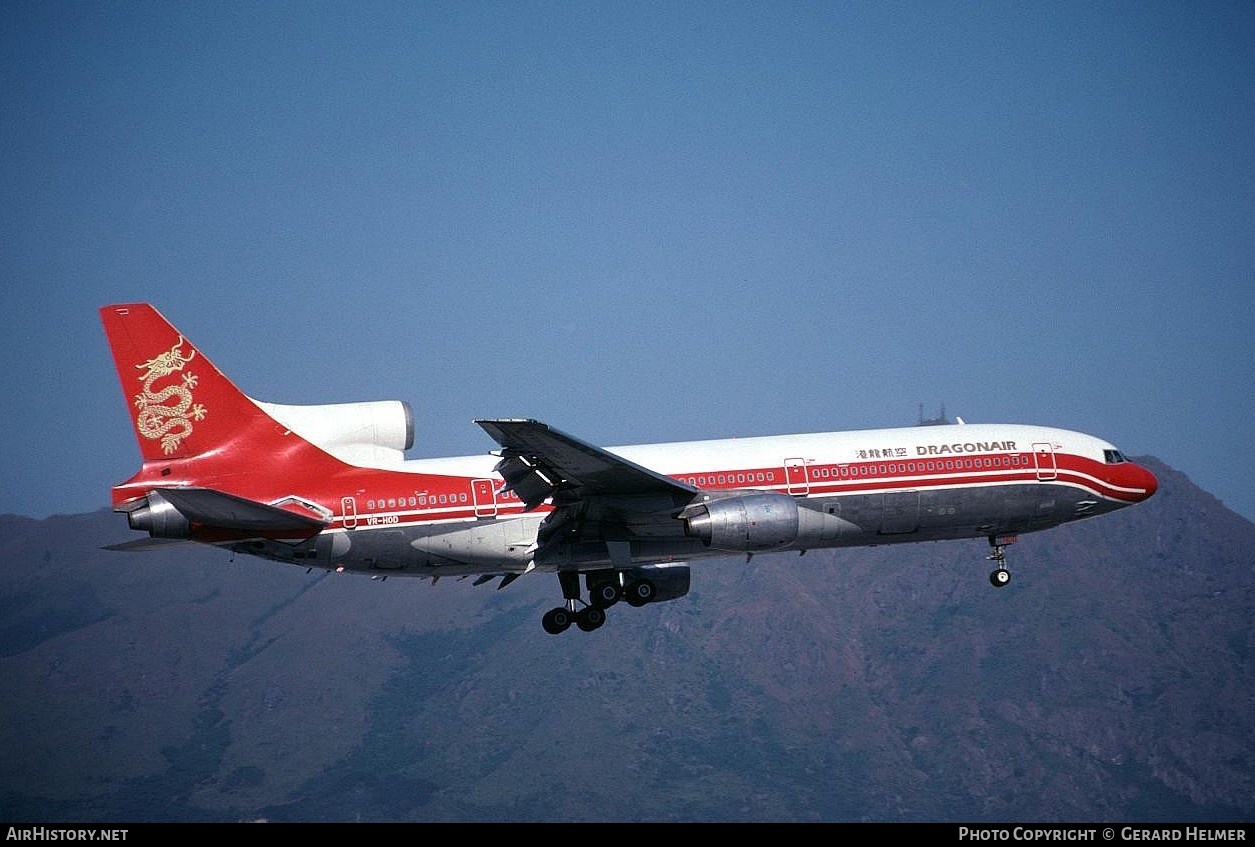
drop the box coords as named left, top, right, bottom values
left=987, top=535, right=1017, bottom=587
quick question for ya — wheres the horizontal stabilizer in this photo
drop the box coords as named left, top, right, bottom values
left=125, top=487, right=330, bottom=537
left=103, top=537, right=197, bottom=552
left=159, top=487, right=329, bottom=531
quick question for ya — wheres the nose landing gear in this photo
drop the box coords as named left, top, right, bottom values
left=987, top=534, right=1017, bottom=587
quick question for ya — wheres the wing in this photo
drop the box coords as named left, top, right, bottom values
left=475, top=419, right=699, bottom=561
left=476, top=418, right=698, bottom=508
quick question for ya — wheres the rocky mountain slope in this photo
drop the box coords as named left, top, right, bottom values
left=1, top=457, right=1251, bottom=822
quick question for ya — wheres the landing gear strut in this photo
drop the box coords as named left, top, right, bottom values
left=540, top=570, right=661, bottom=634
left=987, top=534, right=1017, bottom=587
left=541, top=599, right=607, bottom=634
left=541, top=570, right=609, bottom=635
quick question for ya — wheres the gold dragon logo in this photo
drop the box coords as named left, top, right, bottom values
left=133, top=336, right=207, bottom=454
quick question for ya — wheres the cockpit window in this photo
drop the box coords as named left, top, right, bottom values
left=1104, top=449, right=1127, bottom=464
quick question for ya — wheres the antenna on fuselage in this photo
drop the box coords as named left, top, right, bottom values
left=917, top=403, right=951, bottom=427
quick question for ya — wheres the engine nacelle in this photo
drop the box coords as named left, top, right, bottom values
left=124, top=490, right=191, bottom=539
left=253, top=398, right=415, bottom=467
left=682, top=491, right=841, bottom=552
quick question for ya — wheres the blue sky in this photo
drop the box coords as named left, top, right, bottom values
left=3, top=2, right=1254, bottom=524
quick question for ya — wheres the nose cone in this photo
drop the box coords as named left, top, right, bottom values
left=1100, top=456, right=1158, bottom=504
left=1139, top=464, right=1154, bottom=504
left=1128, top=462, right=1158, bottom=502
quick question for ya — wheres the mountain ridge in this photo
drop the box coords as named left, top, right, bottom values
left=1, top=456, right=1252, bottom=822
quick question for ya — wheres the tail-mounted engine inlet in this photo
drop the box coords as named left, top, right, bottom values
left=124, top=491, right=191, bottom=539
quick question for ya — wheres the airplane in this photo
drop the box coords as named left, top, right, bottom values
left=100, top=303, right=1159, bottom=634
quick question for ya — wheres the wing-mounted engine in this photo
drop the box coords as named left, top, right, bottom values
left=252, top=399, right=414, bottom=467
left=679, top=490, right=843, bottom=552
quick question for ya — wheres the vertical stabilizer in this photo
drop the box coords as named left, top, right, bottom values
left=99, top=303, right=338, bottom=504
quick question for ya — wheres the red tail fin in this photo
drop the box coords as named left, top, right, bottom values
left=100, top=303, right=335, bottom=505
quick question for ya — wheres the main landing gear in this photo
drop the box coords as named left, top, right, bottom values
left=540, top=570, right=657, bottom=635
left=987, top=534, right=1018, bottom=587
